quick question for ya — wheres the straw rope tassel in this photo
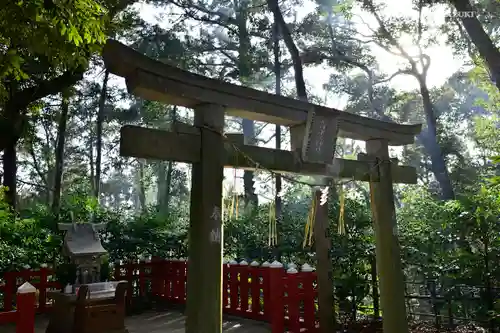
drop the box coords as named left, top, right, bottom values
left=268, top=200, right=277, bottom=246
left=303, top=194, right=317, bottom=248
left=338, top=184, right=346, bottom=235
left=230, top=193, right=235, bottom=219
left=235, top=194, right=239, bottom=219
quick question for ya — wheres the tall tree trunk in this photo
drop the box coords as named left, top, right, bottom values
left=448, top=0, right=500, bottom=90
left=267, top=0, right=307, bottom=100
left=137, top=160, right=147, bottom=212
left=89, top=135, right=95, bottom=195
left=366, top=84, right=454, bottom=199
left=164, top=107, right=177, bottom=210
left=95, top=70, right=109, bottom=201
left=242, top=120, right=258, bottom=205
left=362, top=1, right=454, bottom=198
left=0, top=69, right=83, bottom=209
left=418, top=78, right=455, bottom=199
left=273, top=20, right=283, bottom=261
left=157, top=106, right=176, bottom=214
left=235, top=2, right=258, bottom=207
left=1, top=103, right=20, bottom=210
left=52, top=90, right=71, bottom=214
left=156, top=162, right=166, bottom=208
left=2, top=136, right=17, bottom=209
left=268, top=0, right=309, bottom=152
left=268, top=2, right=336, bottom=328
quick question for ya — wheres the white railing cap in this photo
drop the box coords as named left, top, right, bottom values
left=18, top=282, right=36, bottom=294
left=301, top=263, right=315, bottom=272
left=261, top=261, right=270, bottom=267
left=270, top=261, right=283, bottom=268
left=250, top=261, right=260, bottom=267
left=287, top=267, right=298, bottom=274
left=229, top=260, right=238, bottom=265
left=239, top=260, right=248, bottom=266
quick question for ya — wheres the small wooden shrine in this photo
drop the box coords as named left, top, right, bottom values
left=58, top=222, right=107, bottom=286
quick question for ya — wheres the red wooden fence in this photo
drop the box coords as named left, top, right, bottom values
left=0, top=259, right=318, bottom=333
left=113, top=258, right=319, bottom=332
left=0, top=282, right=37, bottom=333
left=0, top=265, right=60, bottom=314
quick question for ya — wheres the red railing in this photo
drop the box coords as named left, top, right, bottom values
left=0, top=265, right=61, bottom=314
left=113, top=258, right=319, bottom=332
left=0, top=282, right=37, bottom=333
left=0, top=259, right=318, bottom=333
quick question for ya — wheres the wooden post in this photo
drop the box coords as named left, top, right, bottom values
left=17, top=282, right=37, bottom=333
left=366, top=139, right=409, bottom=333
left=369, top=255, right=380, bottom=319
left=185, top=103, right=225, bottom=333
left=313, top=189, right=335, bottom=333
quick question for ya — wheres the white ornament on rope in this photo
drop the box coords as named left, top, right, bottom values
left=319, top=186, right=329, bottom=206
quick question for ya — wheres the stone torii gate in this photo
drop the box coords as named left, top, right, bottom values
left=102, top=40, right=421, bottom=333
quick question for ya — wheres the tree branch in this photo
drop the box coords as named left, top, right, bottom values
left=9, top=68, right=84, bottom=111
left=267, top=0, right=308, bottom=100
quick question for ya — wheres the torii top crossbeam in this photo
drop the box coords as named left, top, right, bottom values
left=102, top=40, right=421, bottom=146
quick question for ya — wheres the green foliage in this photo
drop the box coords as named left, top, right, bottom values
left=0, top=189, right=61, bottom=271
left=0, top=190, right=189, bottom=273
left=0, top=0, right=108, bottom=96
left=399, top=185, right=500, bottom=319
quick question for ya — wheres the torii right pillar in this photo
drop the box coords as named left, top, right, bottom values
left=366, top=139, right=409, bottom=333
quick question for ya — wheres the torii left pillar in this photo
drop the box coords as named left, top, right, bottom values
left=185, top=104, right=225, bottom=333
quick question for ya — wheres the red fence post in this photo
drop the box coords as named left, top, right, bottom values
left=286, top=265, right=301, bottom=333
left=249, top=261, right=261, bottom=320
left=222, top=260, right=229, bottom=310
left=38, top=264, right=48, bottom=313
left=301, top=264, right=316, bottom=332
left=138, top=258, right=146, bottom=297
left=261, top=261, right=271, bottom=321
left=4, top=272, right=14, bottom=312
left=269, top=261, right=284, bottom=333
left=16, top=282, right=36, bottom=333
left=165, top=259, right=172, bottom=301
left=125, top=260, right=134, bottom=307
left=178, top=258, right=187, bottom=302
left=160, top=259, right=168, bottom=300
left=239, top=260, right=249, bottom=316
left=172, top=258, right=181, bottom=302
left=229, top=260, right=239, bottom=315
left=150, top=256, right=160, bottom=298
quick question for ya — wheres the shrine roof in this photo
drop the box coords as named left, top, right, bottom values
left=102, top=39, right=422, bottom=146
left=58, top=223, right=107, bottom=256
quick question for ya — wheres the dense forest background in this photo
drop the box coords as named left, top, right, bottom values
left=0, top=0, right=499, bottom=328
